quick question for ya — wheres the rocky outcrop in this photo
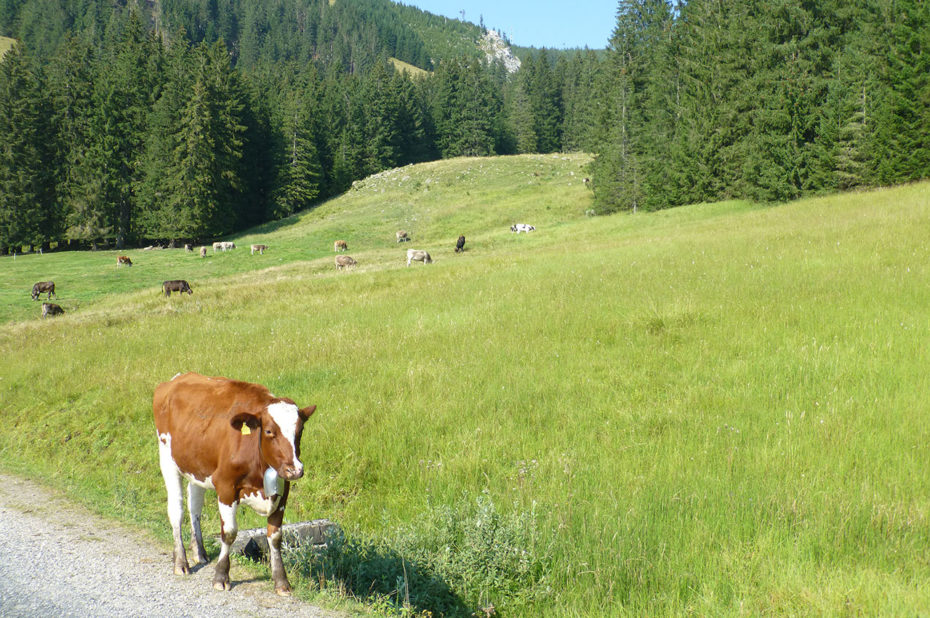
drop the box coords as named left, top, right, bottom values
left=481, top=29, right=521, bottom=73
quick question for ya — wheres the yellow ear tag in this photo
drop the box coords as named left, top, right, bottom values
left=241, top=425, right=251, bottom=435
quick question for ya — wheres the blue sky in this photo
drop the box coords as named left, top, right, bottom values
left=400, top=1, right=616, bottom=49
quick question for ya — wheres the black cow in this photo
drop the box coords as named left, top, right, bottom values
left=31, top=281, right=56, bottom=301
left=163, top=280, right=193, bottom=297
left=455, top=235, right=466, bottom=253
left=41, top=303, right=64, bottom=318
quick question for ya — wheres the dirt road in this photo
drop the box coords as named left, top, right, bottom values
left=0, top=474, right=344, bottom=617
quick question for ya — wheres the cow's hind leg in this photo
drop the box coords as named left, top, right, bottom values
left=213, top=500, right=239, bottom=591
left=267, top=507, right=291, bottom=596
left=158, top=436, right=190, bottom=575
left=187, top=483, right=208, bottom=565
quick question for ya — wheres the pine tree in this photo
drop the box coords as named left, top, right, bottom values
left=271, top=67, right=323, bottom=219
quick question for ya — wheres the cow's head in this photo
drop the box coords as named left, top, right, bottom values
left=231, top=401, right=316, bottom=480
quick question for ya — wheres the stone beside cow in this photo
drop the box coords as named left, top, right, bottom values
left=153, top=372, right=316, bottom=595
left=41, top=302, right=64, bottom=318
left=406, top=249, right=432, bottom=266
left=163, top=280, right=193, bottom=297
left=335, top=255, right=357, bottom=270
left=31, top=281, right=56, bottom=301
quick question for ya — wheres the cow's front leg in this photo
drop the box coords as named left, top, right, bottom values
left=267, top=508, right=291, bottom=596
left=214, top=500, right=238, bottom=591
left=187, top=483, right=208, bottom=565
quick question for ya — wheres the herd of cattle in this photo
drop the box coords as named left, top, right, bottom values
left=28, top=224, right=535, bottom=321
left=28, top=224, right=536, bottom=320
left=23, top=221, right=536, bottom=595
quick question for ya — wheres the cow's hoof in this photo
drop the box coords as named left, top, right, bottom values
left=213, top=579, right=231, bottom=592
left=275, top=585, right=292, bottom=597
left=174, top=562, right=191, bottom=576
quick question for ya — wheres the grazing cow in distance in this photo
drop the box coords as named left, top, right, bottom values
left=335, top=255, right=357, bottom=270
left=117, top=255, right=133, bottom=267
left=406, top=249, right=432, bottom=266
left=250, top=244, right=267, bottom=255
left=334, top=240, right=348, bottom=252
left=213, top=241, right=236, bottom=253
left=200, top=247, right=208, bottom=258
left=163, top=280, right=193, bottom=297
left=31, top=281, right=56, bottom=301
left=153, top=372, right=316, bottom=595
left=41, top=303, right=64, bottom=318
left=455, top=235, right=466, bottom=253
left=511, top=223, right=536, bottom=233
left=396, top=230, right=410, bottom=243
left=184, top=244, right=193, bottom=252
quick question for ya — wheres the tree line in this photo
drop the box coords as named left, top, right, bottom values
left=590, top=0, right=930, bottom=213
left=0, top=4, right=603, bottom=253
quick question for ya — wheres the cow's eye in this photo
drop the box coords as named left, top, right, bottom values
left=265, top=429, right=273, bottom=436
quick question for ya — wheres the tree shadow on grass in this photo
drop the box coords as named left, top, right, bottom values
left=288, top=533, right=473, bottom=617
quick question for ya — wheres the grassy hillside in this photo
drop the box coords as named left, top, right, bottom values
left=2, top=155, right=929, bottom=616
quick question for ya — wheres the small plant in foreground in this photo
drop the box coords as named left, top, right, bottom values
left=287, top=492, right=551, bottom=616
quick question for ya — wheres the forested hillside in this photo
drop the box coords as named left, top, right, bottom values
left=591, top=0, right=930, bottom=212
left=0, top=1, right=604, bottom=254
left=1, top=0, right=928, bottom=254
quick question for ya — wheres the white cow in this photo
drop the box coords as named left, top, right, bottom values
left=510, top=223, right=536, bottom=233
left=406, top=249, right=432, bottom=266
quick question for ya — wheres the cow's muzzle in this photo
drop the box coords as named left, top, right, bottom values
left=281, top=462, right=304, bottom=481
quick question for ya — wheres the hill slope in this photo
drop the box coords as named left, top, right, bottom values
left=1, top=156, right=929, bottom=616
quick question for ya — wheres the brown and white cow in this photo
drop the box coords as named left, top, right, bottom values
left=199, top=246, right=208, bottom=258
left=153, top=373, right=316, bottom=595
left=396, top=230, right=409, bottom=243
left=31, top=281, right=56, bottom=300
left=333, top=240, right=348, bottom=252
left=250, top=244, right=267, bottom=255
left=163, top=280, right=193, bottom=297
left=117, top=255, right=133, bottom=267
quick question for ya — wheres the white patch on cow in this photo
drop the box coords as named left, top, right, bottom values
left=266, top=401, right=303, bottom=476
left=241, top=489, right=280, bottom=517
left=183, top=472, right=215, bottom=491
left=216, top=500, right=238, bottom=564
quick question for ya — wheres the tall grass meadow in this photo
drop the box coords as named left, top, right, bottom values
left=1, top=155, right=928, bottom=614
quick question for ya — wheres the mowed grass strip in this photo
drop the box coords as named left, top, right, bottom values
left=1, top=156, right=929, bottom=615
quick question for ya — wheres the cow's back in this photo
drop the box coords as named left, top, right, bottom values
left=153, top=373, right=272, bottom=479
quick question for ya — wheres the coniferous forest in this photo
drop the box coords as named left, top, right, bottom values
left=1, top=0, right=928, bottom=253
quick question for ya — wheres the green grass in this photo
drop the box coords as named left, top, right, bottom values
left=1, top=154, right=929, bottom=615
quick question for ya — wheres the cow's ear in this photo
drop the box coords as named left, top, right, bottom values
left=231, top=412, right=260, bottom=435
left=299, top=405, right=316, bottom=421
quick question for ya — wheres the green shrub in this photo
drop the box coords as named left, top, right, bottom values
left=288, top=492, right=551, bottom=616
